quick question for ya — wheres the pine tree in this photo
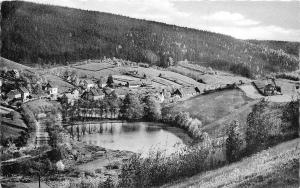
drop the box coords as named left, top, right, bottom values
left=107, top=74, right=114, bottom=87
left=226, top=120, right=243, bottom=163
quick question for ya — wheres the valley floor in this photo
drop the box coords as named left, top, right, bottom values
left=161, top=138, right=299, bottom=188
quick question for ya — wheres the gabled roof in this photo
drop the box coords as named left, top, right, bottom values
left=114, top=89, right=128, bottom=96
left=46, top=82, right=57, bottom=88
left=127, top=81, right=141, bottom=86
left=90, top=88, right=104, bottom=96
left=8, top=89, right=21, bottom=96
left=84, top=80, right=94, bottom=85
left=103, top=88, right=113, bottom=95
left=176, top=87, right=196, bottom=96
left=253, top=81, right=266, bottom=89
left=19, top=86, right=29, bottom=93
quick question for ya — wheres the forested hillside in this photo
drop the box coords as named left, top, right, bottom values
left=248, top=40, right=300, bottom=58
left=1, top=1, right=299, bottom=77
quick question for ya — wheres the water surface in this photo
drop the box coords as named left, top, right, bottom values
left=70, top=122, right=185, bottom=155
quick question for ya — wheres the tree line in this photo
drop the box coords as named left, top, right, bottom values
left=2, top=1, right=298, bottom=76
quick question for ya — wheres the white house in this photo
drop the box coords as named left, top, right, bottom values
left=61, top=89, right=80, bottom=105
left=7, top=89, right=21, bottom=101
left=12, top=69, right=20, bottom=78
left=19, top=86, right=30, bottom=102
left=83, top=80, right=95, bottom=90
left=45, top=82, right=58, bottom=100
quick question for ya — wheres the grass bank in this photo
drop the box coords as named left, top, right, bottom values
left=161, top=138, right=300, bottom=188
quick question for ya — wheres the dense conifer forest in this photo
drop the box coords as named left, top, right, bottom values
left=1, top=1, right=299, bottom=76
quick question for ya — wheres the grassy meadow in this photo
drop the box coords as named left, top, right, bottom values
left=162, top=138, right=300, bottom=188
left=172, top=89, right=253, bottom=126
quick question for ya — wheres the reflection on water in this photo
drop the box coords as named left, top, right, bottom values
left=68, top=122, right=185, bottom=155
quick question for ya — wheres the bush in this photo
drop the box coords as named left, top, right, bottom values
left=118, top=145, right=210, bottom=187
left=245, top=100, right=298, bottom=154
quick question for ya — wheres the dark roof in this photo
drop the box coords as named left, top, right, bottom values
left=253, top=81, right=266, bottom=89
left=8, top=89, right=21, bottom=96
left=47, top=82, right=57, bottom=88
left=84, top=80, right=94, bottom=85
left=103, top=88, right=113, bottom=95
left=127, top=81, right=141, bottom=86
left=114, top=89, right=128, bottom=96
left=19, top=86, right=29, bottom=93
left=176, top=87, right=196, bottom=96
left=90, top=88, right=104, bottom=96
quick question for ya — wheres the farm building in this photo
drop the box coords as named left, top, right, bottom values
left=82, top=88, right=105, bottom=101
left=96, top=78, right=107, bottom=88
left=195, top=87, right=201, bottom=94
left=61, top=89, right=80, bottom=105
left=11, top=69, right=20, bottom=78
left=264, top=84, right=276, bottom=96
left=113, top=89, right=127, bottom=99
left=82, top=80, right=95, bottom=90
left=141, top=79, right=153, bottom=87
left=253, top=80, right=281, bottom=96
left=103, top=88, right=114, bottom=96
left=173, top=87, right=197, bottom=98
left=7, top=89, right=21, bottom=101
left=19, top=86, right=30, bottom=102
left=45, top=82, right=58, bottom=100
left=126, top=81, right=141, bottom=88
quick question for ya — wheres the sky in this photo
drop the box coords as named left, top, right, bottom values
left=6, top=0, right=300, bottom=41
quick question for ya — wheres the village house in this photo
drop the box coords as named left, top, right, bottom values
left=82, top=80, right=95, bottom=90
left=141, top=79, right=153, bottom=87
left=103, top=87, right=114, bottom=96
left=7, top=89, right=21, bottom=101
left=61, top=89, right=80, bottom=105
left=173, top=87, right=197, bottom=98
left=157, top=91, right=165, bottom=103
left=253, top=80, right=280, bottom=96
left=126, top=81, right=141, bottom=88
left=194, top=87, right=201, bottom=94
left=82, top=88, right=105, bottom=101
left=264, top=84, right=276, bottom=96
left=19, top=86, right=30, bottom=102
left=113, top=89, right=127, bottom=99
left=45, top=82, right=58, bottom=100
left=96, top=78, right=107, bottom=88
left=11, top=69, right=20, bottom=78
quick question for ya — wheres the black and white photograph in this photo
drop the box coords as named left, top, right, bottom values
left=0, top=0, right=299, bottom=187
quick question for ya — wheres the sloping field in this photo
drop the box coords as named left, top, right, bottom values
left=48, top=62, right=205, bottom=89
left=201, top=100, right=258, bottom=138
left=43, top=74, right=74, bottom=93
left=172, top=89, right=253, bottom=125
left=170, top=65, right=250, bottom=86
left=72, top=62, right=114, bottom=71
left=0, top=57, right=33, bottom=71
left=162, top=138, right=300, bottom=188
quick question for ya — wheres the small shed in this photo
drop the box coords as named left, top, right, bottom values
left=173, top=87, right=196, bottom=98
left=126, top=81, right=141, bottom=88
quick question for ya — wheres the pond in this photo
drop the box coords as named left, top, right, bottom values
left=68, top=121, right=185, bottom=155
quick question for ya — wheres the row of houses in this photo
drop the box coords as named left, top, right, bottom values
left=4, top=82, right=59, bottom=104
left=61, top=87, right=129, bottom=105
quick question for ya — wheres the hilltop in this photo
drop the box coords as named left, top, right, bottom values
left=1, top=1, right=299, bottom=78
